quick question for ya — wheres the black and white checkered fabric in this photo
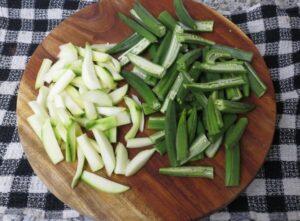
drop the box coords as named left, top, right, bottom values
left=0, top=1, right=299, bottom=220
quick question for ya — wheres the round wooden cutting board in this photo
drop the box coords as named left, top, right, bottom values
left=17, top=0, right=276, bottom=220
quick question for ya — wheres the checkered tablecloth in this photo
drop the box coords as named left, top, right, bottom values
left=0, top=0, right=299, bottom=220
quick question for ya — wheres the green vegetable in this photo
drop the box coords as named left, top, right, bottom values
left=225, top=143, right=240, bottom=186
left=176, top=32, right=215, bottom=46
left=165, top=99, right=179, bottom=166
left=141, top=103, right=158, bottom=115
left=148, top=43, right=158, bottom=60
left=240, top=72, right=250, bottom=97
left=127, top=53, right=165, bottom=78
left=189, top=153, right=204, bottom=161
left=224, top=117, right=248, bottom=149
left=212, top=44, right=253, bottom=62
left=187, top=107, right=197, bottom=144
left=131, top=66, right=158, bottom=86
left=124, top=96, right=141, bottom=140
left=161, top=25, right=183, bottom=69
left=195, top=20, right=214, bottom=32
left=158, top=11, right=177, bottom=30
left=215, top=99, right=255, bottom=113
left=176, top=109, right=189, bottom=161
left=66, top=122, right=77, bottom=162
left=177, top=48, right=202, bottom=71
left=77, top=134, right=103, bottom=172
left=174, top=0, right=196, bottom=29
left=209, top=113, right=237, bottom=142
left=41, top=119, right=64, bottom=164
left=150, top=130, right=165, bottom=143
left=205, top=135, right=223, bottom=158
left=224, top=74, right=243, bottom=101
left=159, top=166, right=213, bottom=179
left=154, top=140, right=166, bottom=155
left=85, top=116, right=118, bottom=130
left=161, top=74, right=183, bottom=113
left=81, top=171, right=129, bottom=193
left=189, top=62, right=202, bottom=80
left=118, top=12, right=157, bottom=43
left=204, top=48, right=232, bottom=64
left=212, top=91, right=223, bottom=129
left=195, top=62, right=247, bottom=74
left=180, top=134, right=211, bottom=164
left=244, top=62, right=267, bottom=97
left=107, top=33, right=143, bottom=54
left=118, top=38, right=151, bottom=66
left=35, top=59, right=53, bottom=89
left=205, top=95, right=221, bottom=136
left=176, top=72, right=194, bottom=104
left=121, top=71, right=161, bottom=110
left=153, top=55, right=180, bottom=101
left=185, top=76, right=245, bottom=92
left=153, top=30, right=173, bottom=64
left=147, top=116, right=165, bottom=130
left=196, top=117, right=205, bottom=135
left=133, top=1, right=166, bottom=37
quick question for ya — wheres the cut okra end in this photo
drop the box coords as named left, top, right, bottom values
left=159, top=166, right=214, bottom=179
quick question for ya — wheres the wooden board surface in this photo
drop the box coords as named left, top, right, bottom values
left=17, top=0, right=276, bottom=220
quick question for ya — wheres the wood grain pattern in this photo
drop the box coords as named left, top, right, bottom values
left=17, top=0, right=276, bottom=220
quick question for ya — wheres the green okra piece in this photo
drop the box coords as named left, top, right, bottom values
left=159, top=166, right=213, bottom=179
left=122, top=71, right=161, bottom=110
left=209, top=113, right=237, bottom=142
left=161, top=25, right=183, bottom=69
left=189, top=153, right=204, bottom=161
left=185, top=76, right=245, bottom=92
left=147, top=116, right=165, bottom=130
left=153, top=58, right=179, bottom=101
left=189, top=62, right=202, bottom=80
left=214, top=99, right=255, bottom=113
left=205, top=135, right=223, bottom=158
left=244, top=62, right=267, bottom=97
left=161, top=74, right=184, bottom=113
left=176, top=32, right=215, bottom=46
left=155, top=139, right=166, bottom=155
left=142, top=103, right=158, bottom=115
left=165, top=99, right=179, bottom=166
left=212, top=44, right=253, bottom=62
left=225, top=143, right=240, bottom=186
left=133, top=1, right=166, bottom=37
left=180, top=133, right=211, bottom=165
left=212, top=91, right=223, bottom=128
left=107, top=33, right=143, bottom=54
left=174, top=0, right=197, bottom=29
left=225, top=74, right=243, bottom=101
left=153, top=30, right=173, bottom=64
left=195, top=20, right=214, bottom=32
left=240, top=72, right=250, bottom=97
left=206, top=95, right=221, bottom=136
left=224, top=117, right=248, bottom=149
left=132, top=66, right=158, bottom=86
left=158, top=10, right=177, bottom=30
left=180, top=43, right=189, bottom=53
left=118, top=12, right=157, bottom=43
left=177, top=48, right=202, bottom=72
left=150, top=130, right=165, bottom=143
left=176, top=72, right=194, bottom=104
left=187, top=107, right=197, bottom=145
left=204, top=48, right=232, bottom=64
left=196, top=117, right=205, bottom=136
left=176, top=109, right=189, bottom=161
left=148, top=43, right=158, bottom=60
left=195, top=62, right=247, bottom=74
